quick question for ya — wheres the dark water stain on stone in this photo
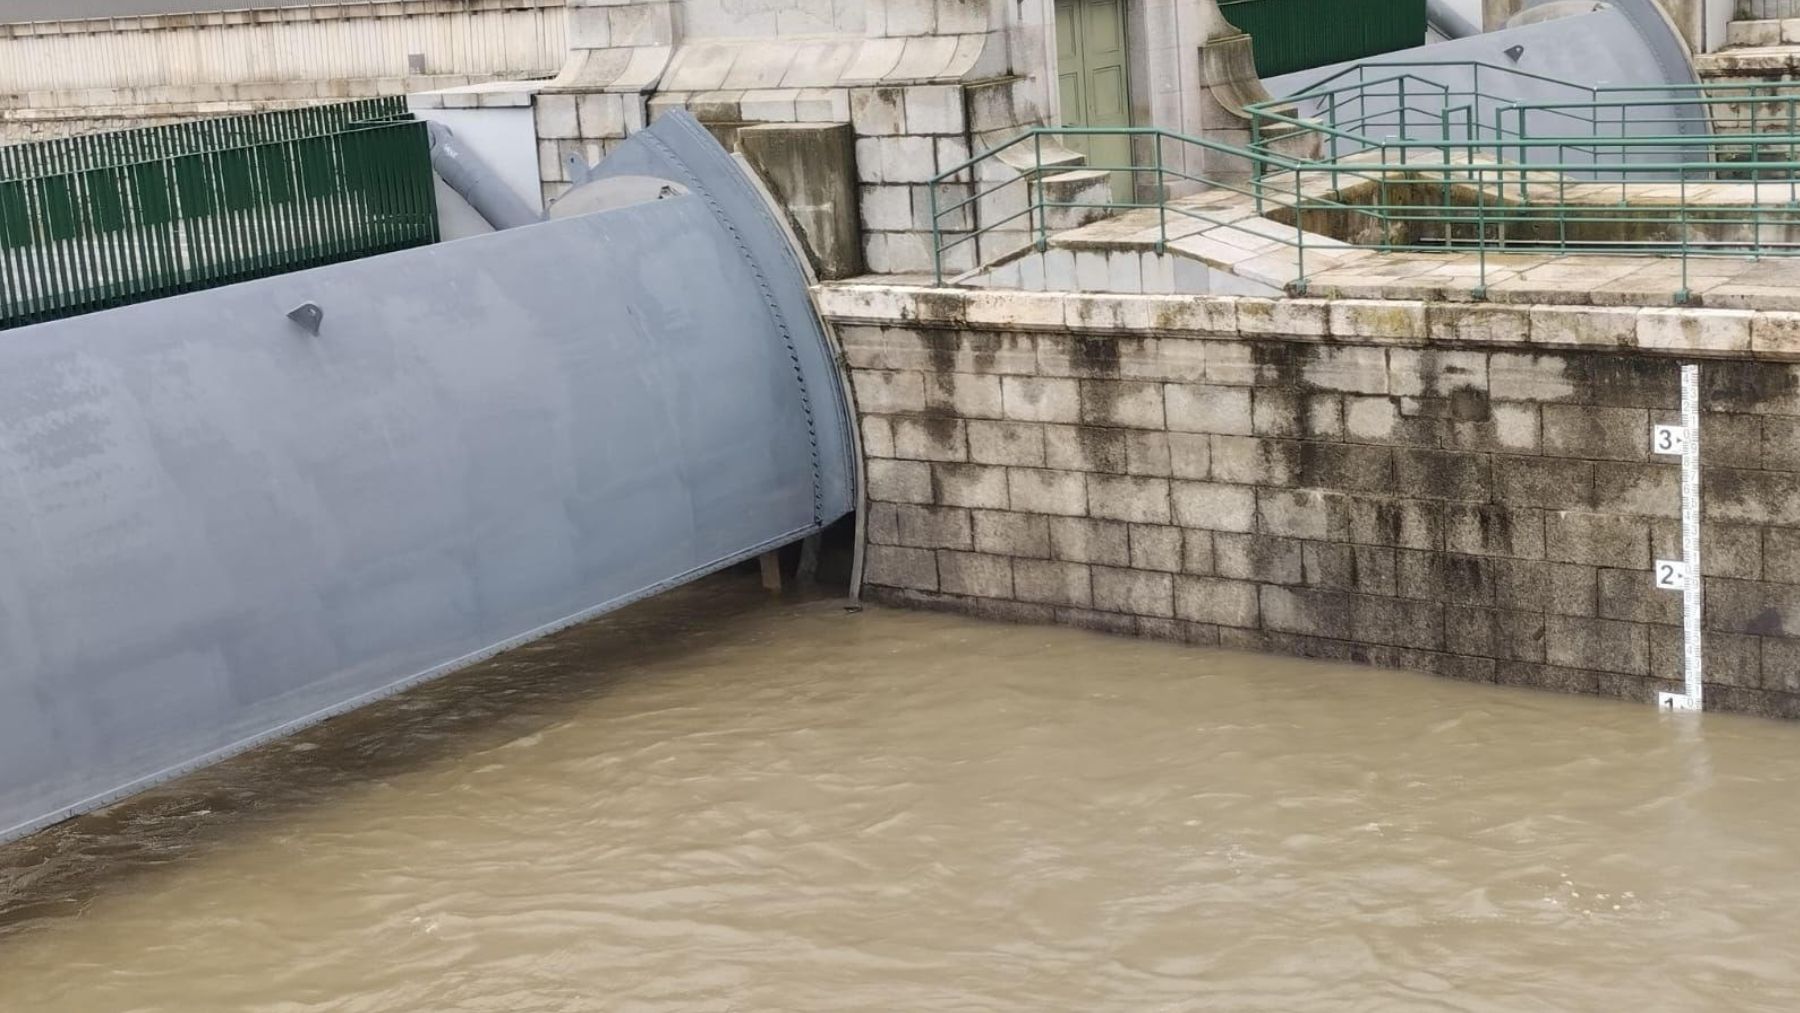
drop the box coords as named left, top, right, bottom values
left=1706, top=360, right=1800, bottom=413
left=1411, top=350, right=1483, bottom=403
left=1074, top=426, right=1128, bottom=472
left=1254, top=342, right=1303, bottom=389
left=1475, top=505, right=1513, bottom=553
left=1447, top=386, right=1491, bottom=422
left=919, top=374, right=956, bottom=418
left=1749, top=608, right=1786, bottom=637
left=906, top=291, right=967, bottom=329
left=1261, top=343, right=1338, bottom=442
left=1367, top=501, right=1404, bottom=546
left=1444, top=554, right=1489, bottom=601
left=1074, top=336, right=1121, bottom=378
left=1590, top=355, right=1678, bottom=409
left=919, top=415, right=962, bottom=450
left=1295, top=588, right=1353, bottom=641
left=965, top=331, right=1004, bottom=374
left=921, top=328, right=959, bottom=375
left=1702, top=467, right=1760, bottom=520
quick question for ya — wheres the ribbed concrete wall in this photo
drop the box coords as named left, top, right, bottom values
left=0, top=0, right=567, bottom=94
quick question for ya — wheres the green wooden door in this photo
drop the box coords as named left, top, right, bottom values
left=1055, top=0, right=1133, bottom=202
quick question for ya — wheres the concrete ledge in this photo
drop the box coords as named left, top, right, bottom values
left=815, top=282, right=1800, bottom=361
left=1698, top=44, right=1800, bottom=76
left=0, top=0, right=565, bottom=37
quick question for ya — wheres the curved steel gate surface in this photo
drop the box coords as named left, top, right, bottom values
left=0, top=113, right=857, bottom=844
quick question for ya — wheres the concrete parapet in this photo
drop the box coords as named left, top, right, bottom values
left=817, top=284, right=1800, bottom=359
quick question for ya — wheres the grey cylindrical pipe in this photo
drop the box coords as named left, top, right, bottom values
left=1427, top=0, right=1482, bottom=37
left=426, top=121, right=541, bottom=231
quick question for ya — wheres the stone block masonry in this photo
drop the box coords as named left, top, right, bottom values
left=823, top=285, right=1800, bottom=719
left=1, top=0, right=567, bottom=144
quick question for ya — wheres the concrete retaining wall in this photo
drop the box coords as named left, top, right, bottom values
left=821, top=284, right=1800, bottom=718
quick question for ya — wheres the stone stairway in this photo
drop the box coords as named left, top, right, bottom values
left=1694, top=0, right=1800, bottom=147
left=1703, top=0, right=1800, bottom=80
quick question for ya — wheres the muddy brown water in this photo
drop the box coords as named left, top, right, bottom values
left=3, top=574, right=1799, bottom=1012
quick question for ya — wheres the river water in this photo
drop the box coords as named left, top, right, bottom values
left=3, top=574, right=1799, bottom=1012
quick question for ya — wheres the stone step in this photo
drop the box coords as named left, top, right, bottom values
left=1697, top=46, right=1800, bottom=79
left=1727, top=17, right=1800, bottom=46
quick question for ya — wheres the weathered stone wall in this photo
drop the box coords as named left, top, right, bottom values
left=0, top=0, right=567, bottom=143
left=820, top=284, right=1800, bottom=717
left=0, top=1, right=565, bottom=92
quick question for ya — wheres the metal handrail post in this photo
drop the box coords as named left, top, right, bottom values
left=1677, top=166, right=1691, bottom=304
left=1399, top=76, right=1409, bottom=149
left=1790, top=93, right=1798, bottom=206
left=1294, top=164, right=1307, bottom=294
left=1034, top=131, right=1048, bottom=252
left=1328, top=92, right=1340, bottom=162
left=1474, top=163, right=1488, bottom=299
left=930, top=178, right=943, bottom=286
left=1155, top=134, right=1167, bottom=254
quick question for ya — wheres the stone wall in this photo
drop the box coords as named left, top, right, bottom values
left=820, top=284, right=1800, bottom=718
left=0, top=0, right=566, bottom=143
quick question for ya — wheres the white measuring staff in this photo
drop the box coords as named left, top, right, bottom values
left=1651, top=364, right=1703, bottom=712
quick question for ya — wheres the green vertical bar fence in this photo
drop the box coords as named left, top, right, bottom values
left=1, top=100, right=437, bottom=331
left=1217, top=0, right=1428, bottom=80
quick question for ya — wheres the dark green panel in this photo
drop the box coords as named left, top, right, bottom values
left=85, top=170, right=128, bottom=233
left=37, top=178, right=77, bottom=241
left=0, top=182, right=29, bottom=249
left=1219, top=0, right=1428, bottom=79
left=131, top=163, right=174, bottom=226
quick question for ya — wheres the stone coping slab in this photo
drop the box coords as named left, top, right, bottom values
left=814, top=282, right=1800, bottom=361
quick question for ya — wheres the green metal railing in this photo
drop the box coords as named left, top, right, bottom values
left=1218, top=0, right=1427, bottom=79
left=929, top=63, right=1800, bottom=302
left=1241, top=61, right=1794, bottom=173
left=0, top=98, right=412, bottom=181
left=1, top=100, right=436, bottom=330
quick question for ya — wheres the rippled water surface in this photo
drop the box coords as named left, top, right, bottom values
left=3, top=575, right=1799, bottom=1012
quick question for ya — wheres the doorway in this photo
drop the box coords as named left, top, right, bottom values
left=1055, top=0, right=1134, bottom=202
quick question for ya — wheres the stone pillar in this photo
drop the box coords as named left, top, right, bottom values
left=529, top=0, right=676, bottom=206
left=739, top=122, right=866, bottom=279
left=1653, top=0, right=1725, bottom=54
left=1191, top=0, right=1304, bottom=185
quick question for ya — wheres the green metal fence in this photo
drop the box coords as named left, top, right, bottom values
left=928, top=64, right=1800, bottom=302
left=0, top=98, right=412, bottom=181
left=1, top=100, right=437, bottom=330
left=1218, top=0, right=1428, bottom=79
